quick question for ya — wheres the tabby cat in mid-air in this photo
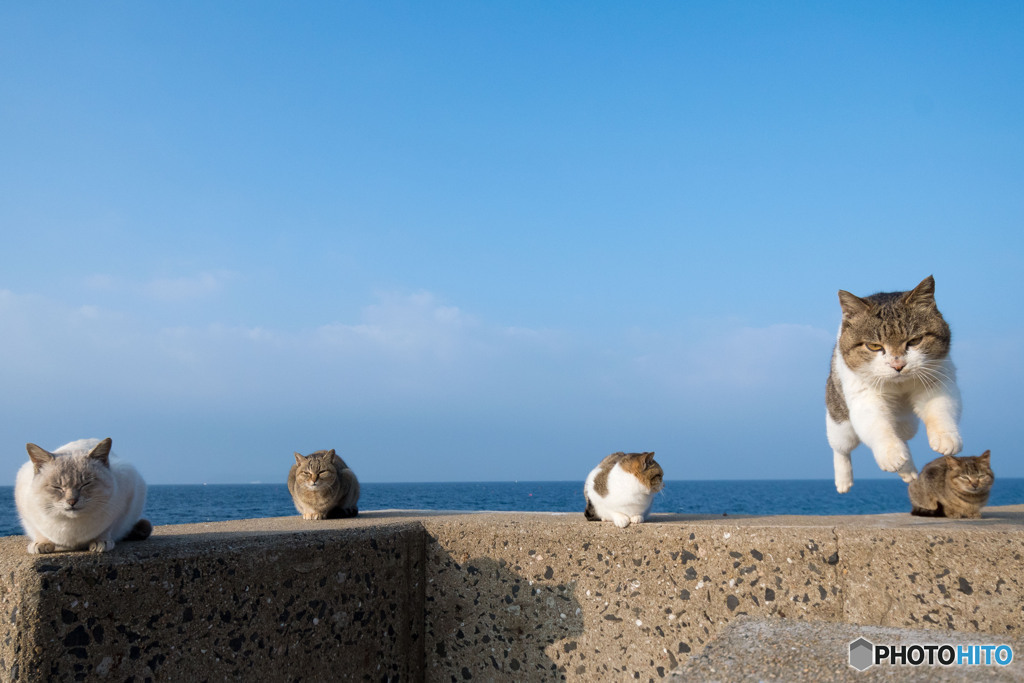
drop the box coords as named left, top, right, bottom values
left=825, top=276, right=962, bottom=493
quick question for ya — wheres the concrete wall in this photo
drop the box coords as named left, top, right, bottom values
left=1, top=507, right=1021, bottom=682
left=0, top=518, right=426, bottom=682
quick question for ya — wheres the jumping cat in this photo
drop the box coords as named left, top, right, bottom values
left=287, top=449, right=360, bottom=520
left=15, top=437, right=151, bottom=554
left=826, top=276, right=962, bottom=493
left=909, top=450, right=993, bottom=519
left=583, top=451, right=664, bottom=528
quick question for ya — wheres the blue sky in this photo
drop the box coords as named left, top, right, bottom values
left=1, top=2, right=1022, bottom=486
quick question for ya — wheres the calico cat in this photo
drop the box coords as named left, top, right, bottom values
left=909, top=451, right=993, bottom=519
left=583, top=451, right=663, bottom=528
left=15, top=438, right=151, bottom=554
left=287, top=449, right=360, bottom=520
left=826, top=276, right=962, bottom=493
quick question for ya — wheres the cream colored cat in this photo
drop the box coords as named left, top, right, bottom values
left=15, top=438, right=151, bottom=554
left=826, top=276, right=962, bottom=493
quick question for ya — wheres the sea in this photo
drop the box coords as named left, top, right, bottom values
left=2, top=478, right=1022, bottom=538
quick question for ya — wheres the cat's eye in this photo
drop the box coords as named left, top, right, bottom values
left=907, top=337, right=923, bottom=347
left=865, top=343, right=884, bottom=352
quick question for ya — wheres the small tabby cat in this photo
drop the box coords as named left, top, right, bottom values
left=287, top=449, right=360, bottom=520
left=15, top=438, right=151, bottom=554
left=909, top=451, right=993, bottom=519
left=584, top=451, right=664, bottom=528
left=826, top=276, right=963, bottom=493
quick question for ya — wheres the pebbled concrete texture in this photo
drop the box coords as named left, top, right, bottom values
left=0, top=506, right=1021, bottom=681
left=839, top=526, right=1024, bottom=633
left=0, top=515, right=427, bottom=682
left=670, top=617, right=1024, bottom=682
left=423, top=514, right=844, bottom=680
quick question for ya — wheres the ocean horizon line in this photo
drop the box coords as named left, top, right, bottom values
left=11, top=476, right=1017, bottom=488
left=3, top=479, right=1024, bottom=537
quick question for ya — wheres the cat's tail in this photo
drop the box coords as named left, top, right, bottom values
left=123, top=519, right=153, bottom=541
left=910, top=505, right=945, bottom=518
left=327, top=506, right=359, bottom=519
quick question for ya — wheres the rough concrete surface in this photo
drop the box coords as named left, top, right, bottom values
left=0, top=515, right=427, bottom=682
left=423, top=514, right=844, bottom=680
left=672, top=617, right=1024, bottom=682
left=0, top=506, right=1021, bottom=682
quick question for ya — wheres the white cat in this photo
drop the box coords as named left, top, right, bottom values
left=584, top=452, right=664, bottom=528
left=15, top=437, right=151, bottom=554
left=826, top=276, right=963, bottom=493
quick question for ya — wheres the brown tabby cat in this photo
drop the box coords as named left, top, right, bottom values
left=909, top=451, right=993, bottom=519
left=287, top=449, right=360, bottom=520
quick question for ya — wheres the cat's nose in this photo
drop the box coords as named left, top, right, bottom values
left=890, top=358, right=907, bottom=372
left=66, top=498, right=78, bottom=507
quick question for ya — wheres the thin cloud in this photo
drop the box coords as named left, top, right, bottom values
left=625, top=322, right=835, bottom=398
left=145, top=270, right=237, bottom=302
left=315, top=290, right=475, bottom=360
left=0, top=288, right=837, bottom=414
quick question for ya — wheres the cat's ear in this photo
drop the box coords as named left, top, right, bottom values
left=26, top=444, right=54, bottom=472
left=837, top=290, right=871, bottom=319
left=943, top=454, right=960, bottom=469
left=642, top=452, right=655, bottom=468
left=978, top=450, right=991, bottom=464
left=294, top=452, right=306, bottom=465
left=903, top=276, right=936, bottom=308
left=326, top=449, right=337, bottom=458
left=88, top=438, right=112, bottom=467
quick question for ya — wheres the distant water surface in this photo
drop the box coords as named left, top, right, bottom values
left=1, top=479, right=1022, bottom=538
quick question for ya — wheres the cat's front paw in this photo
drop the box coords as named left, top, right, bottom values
left=610, top=512, right=632, bottom=528
left=835, top=474, right=853, bottom=494
left=874, top=442, right=912, bottom=474
left=896, top=458, right=919, bottom=483
left=27, top=541, right=56, bottom=554
left=89, top=539, right=114, bottom=553
left=928, top=430, right=963, bottom=456
left=629, top=515, right=645, bottom=525
left=302, top=512, right=325, bottom=520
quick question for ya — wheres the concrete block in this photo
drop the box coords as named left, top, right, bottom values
left=0, top=506, right=1021, bottom=681
left=0, top=517, right=425, bottom=681
left=422, top=514, right=844, bottom=680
